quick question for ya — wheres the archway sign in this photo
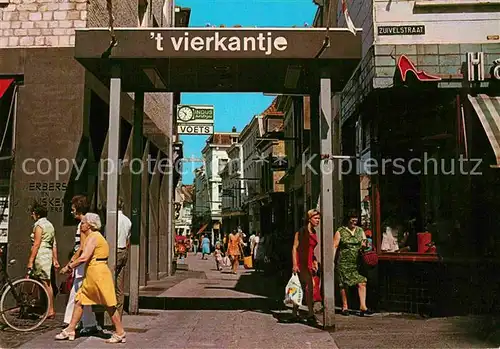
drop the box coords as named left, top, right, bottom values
left=74, top=26, right=361, bottom=329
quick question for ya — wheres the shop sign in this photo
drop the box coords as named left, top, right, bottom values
left=27, top=181, right=67, bottom=213
left=492, top=59, right=500, bottom=80
left=466, top=52, right=485, bottom=82
left=152, top=31, right=288, bottom=55
left=176, top=105, right=214, bottom=124
left=378, top=25, right=425, bottom=36
left=177, top=124, right=214, bottom=135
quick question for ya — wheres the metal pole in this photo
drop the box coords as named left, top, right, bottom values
left=129, top=91, right=144, bottom=314
left=106, top=65, right=121, bottom=273
left=319, top=75, right=335, bottom=330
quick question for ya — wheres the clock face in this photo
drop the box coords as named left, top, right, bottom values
left=178, top=107, right=194, bottom=121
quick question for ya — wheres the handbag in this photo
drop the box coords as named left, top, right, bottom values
left=359, top=247, right=378, bottom=267
left=59, top=273, right=74, bottom=295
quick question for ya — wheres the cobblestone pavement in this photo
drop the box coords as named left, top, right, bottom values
left=11, top=253, right=500, bottom=349
left=0, top=313, right=64, bottom=349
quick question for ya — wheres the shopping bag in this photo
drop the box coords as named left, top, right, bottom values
left=222, top=256, right=231, bottom=267
left=284, top=273, right=303, bottom=306
left=243, top=256, right=253, bottom=269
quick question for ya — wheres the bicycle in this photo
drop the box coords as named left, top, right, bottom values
left=0, top=245, right=50, bottom=331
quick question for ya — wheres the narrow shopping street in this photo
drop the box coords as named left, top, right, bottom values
left=13, top=254, right=336, bottom=349
left=5, top=253, right=498, bottom=349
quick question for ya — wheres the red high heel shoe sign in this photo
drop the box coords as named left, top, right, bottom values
left=397, top=55, right=441, bottom=82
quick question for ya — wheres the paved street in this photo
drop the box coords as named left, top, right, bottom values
left=4, top=253, right=500, bottom=348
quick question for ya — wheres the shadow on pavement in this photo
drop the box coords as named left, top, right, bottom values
left=136, top=296, right=285, bottom=312
left=449, top=316, right=500, bottom=347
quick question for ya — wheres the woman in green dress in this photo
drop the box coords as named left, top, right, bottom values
left=27, top=202, right=58, bottom=318
left=334, top=210, right=371, bottom=316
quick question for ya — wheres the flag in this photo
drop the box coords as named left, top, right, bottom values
left=163, top=0, right=170, bottom=25
left=342, top=0, right=357, bottom=36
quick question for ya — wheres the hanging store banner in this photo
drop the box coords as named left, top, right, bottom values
left=176, top=105, right=214, bottom=124
left=177, top=124, right=214, bottom=135
left=176, top=105, right=214, bottom=135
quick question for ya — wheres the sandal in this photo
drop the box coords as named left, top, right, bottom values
left=55, top=329, right=75, bottom=341
left=47, top=313, right=56, bottom=320
left=341, top=309, right=349, bottom=316
left=106, top=332, right=127, bottom=344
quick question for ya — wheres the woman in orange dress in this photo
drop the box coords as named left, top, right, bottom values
left=227, top=230, right=242, bottom=274
left=55, top=213, right=126, bottom=343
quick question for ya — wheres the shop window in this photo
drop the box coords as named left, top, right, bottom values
left=375, top=90, right=460, bottom=261
left=219, top=158, right=228, bottom=174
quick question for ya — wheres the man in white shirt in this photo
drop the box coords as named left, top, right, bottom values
left=115, top=197, right=132, bottom=318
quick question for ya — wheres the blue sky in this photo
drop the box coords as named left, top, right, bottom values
left=178, top=0, right=318, bottom=184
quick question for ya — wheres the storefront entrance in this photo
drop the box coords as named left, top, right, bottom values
left=74, top=26, right=361, bottom=328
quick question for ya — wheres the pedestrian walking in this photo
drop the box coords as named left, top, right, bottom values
left=201, top=234, right=211, bottom=259
left=289, top=209, right=320, bottom=326
left=27, top=201, right=59, bottom=319
left=214, top=242, right=223, bottom=271
left=253, top=232, right=260, bottom=270
left=56, top=213, right=126, bottom=343
left=227, top=229, right=243, bottom=274
left=193, top=237, right=199, bottom=254
left=60, top=195, right=99, bottom=334
left=334, top=210, right=373, bottom=316
left=115, top=198, right=131, bottom=318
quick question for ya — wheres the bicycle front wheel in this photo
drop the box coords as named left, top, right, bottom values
left=0, top=278, right=49, bottom=332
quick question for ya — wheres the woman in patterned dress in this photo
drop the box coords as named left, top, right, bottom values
left=27, top=202, right=58, bottom=318
left=334, top=210, right=372, bottom=316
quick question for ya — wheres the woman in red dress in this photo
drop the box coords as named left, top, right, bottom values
left=290, top=209, right=320, bottom=326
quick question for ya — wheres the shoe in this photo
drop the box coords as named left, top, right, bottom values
left=47, top=313, right=56, bottom=320
left=306, top=316, right=318, bottom=327
left=55, top=329, right=75, bottom=341
left=281, top=315, right=301, bottom=324
left=359, top=309, right=374, bottom=317
left=79, top=325, right=99, bottom=336
left=106, top=332, right=126, bottom=344
left=341, top=309, right=349, bottom=316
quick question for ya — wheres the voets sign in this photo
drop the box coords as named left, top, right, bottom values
left=176, top=105, right=214, bottom=135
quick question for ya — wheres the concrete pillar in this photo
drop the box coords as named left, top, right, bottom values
left=158, top=164, right=168, bottom=276
left=139, top=141, right=150, bottom=286
left=148, top=152, right=161, bottom=281
left=319, top=75, right=335, bottom=330
left=106, top=65, right=121, bottom=273
left=129, top=92, right=144, bottom=314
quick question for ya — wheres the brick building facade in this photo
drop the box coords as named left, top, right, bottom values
left=0, top=0, right=179, bottom=287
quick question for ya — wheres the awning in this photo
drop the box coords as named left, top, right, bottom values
left=196, top=223, right=208, bottom=235
left=468, top=94, right=500, bottom=166
left=0, top=79, right=14, bottom=99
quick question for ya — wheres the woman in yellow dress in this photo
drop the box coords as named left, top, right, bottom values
left=55, top=213, right=126, bottom=343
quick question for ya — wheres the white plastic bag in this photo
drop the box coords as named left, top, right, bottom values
left=284, top=273, right=303, bottom=306
left=222, top=256, right=231, bottom=267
